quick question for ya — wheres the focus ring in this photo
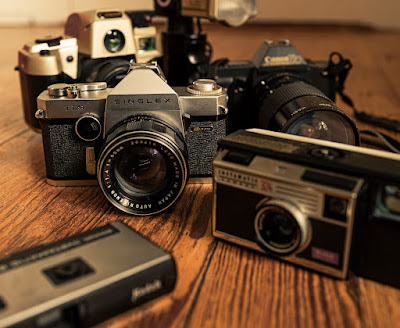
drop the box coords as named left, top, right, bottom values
left=258, top=81, right=331, bottom=129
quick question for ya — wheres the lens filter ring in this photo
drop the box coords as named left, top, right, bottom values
left=254, top=199, right=309, bottom=256
left=97, top=131, right=187, bottom=215
left=257, top=79, right=360, bottom=145
left=282, top=106, right=360, bottom=145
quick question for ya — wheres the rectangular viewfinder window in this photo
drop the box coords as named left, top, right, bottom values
left=374, top=185, right=400, bottom=221
left=139, top=38, right=156, bottom=52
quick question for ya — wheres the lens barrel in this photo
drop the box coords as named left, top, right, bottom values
left=257, top=77, right=360, bottom=145
left=80, top=59, right=131, bottom=88
left=255, top=199, right=309, bottom=256
left=97, top=116, right=188, bottom=215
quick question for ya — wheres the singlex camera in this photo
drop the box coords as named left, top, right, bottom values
left=213, top=129, right=400, bottom=287
left=0, top=222, right=176, bottom=328
left=36, top=62, right=227, bottom=215
left=209, top=40, right=360, bottom=145
left=18, top=9, right=162, bottom=131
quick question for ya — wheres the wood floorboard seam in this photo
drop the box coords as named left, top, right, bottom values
left=182, top=240, right=219, bottom=328
left=0, top=128, right=29, bottom=148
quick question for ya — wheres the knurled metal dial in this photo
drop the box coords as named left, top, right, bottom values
left=187, top=79, right=223, bottom=96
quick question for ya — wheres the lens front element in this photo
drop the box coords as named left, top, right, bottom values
left=104, top=30, right=125, bottom=53
left=255, top=199, right=309, bottom=255
left=257, top=79, right=360, bottom=145
left=98, top=133, right=187, bottom=215
left=114, top=145, right=167, bottom=195
left=284, top=110, right=356, bottom=145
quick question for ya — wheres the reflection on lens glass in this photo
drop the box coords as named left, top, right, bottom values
left=104, top=30, right=125, bottom=53
left=258, top=209, right=300, bottom=252
left=139, top=37, right=156, bottom=51
left=285, top=111, right=355, bottom=144
left=114, top=145, right=167, bottom=195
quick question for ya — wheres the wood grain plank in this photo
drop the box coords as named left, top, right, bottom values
left=186, top=242, right=366, bottom=328
left=359, top=279, right=400, bottom=328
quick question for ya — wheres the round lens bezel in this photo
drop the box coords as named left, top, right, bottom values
left=97, top=131, right=187, bottom=215
left=104, top=29, right=125, bottom=53
left=256, top=78, right=360, bottom=146
left=281, top=106, right=359, bottom=145
left=254, top=199, right=309, bottom=256
left=75, top=115, right=102, bottom=141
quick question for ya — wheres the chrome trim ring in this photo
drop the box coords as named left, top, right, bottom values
left=254, top=199, right=309, bottom=255
left=97, top=131, right=187, bottom=215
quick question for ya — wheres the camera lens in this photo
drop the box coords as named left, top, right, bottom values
left=104, top=30, right=125, bottom=53
left=284, top=110, right=356, bottom=145
left=80, top=59, right=131, bottom=88
left=255, top=200, right=308, bottom=255
left=257, top=76, right=360, bottom=145
left=114, top=146, right=167, bottom=195
left=98, top=116, right=188, bottom=215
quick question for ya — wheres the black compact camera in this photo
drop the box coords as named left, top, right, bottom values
left=209, top=40, right=360, bottom=145
left=17, top=9, right=162, bottom=131
left=0, top=221, right=176, bottom=328
left=213, top=129, right=400, bottom=287
left=36, top=62, right=227, bottom=215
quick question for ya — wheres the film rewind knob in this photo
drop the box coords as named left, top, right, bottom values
left=187, top=79, right=223, bottom=96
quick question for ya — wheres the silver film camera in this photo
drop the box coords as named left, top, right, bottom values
left=0, top=222, right=176, bottom=328
left=213, top=129, right=400, bottom=287
left=36, top=62, right=227, bottom=215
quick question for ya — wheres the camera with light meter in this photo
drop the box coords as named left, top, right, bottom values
left=36, top=62, right=227, bottom=215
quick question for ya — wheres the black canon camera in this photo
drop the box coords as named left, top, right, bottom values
left=36, top=62, right=227, bottom=216
left=213, top=129, right=400, bottom=287
left=17, top=9, right=162, bottom=131
left=209, top=40, right=360, bottom=145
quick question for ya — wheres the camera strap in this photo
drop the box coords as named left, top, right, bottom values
left=328, top=52, right=400, bottom=153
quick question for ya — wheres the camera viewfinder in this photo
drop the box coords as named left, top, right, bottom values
left=44, top=258, right=94, bottom=286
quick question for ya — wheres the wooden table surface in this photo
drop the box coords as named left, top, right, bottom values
left=0, top=24, right=399, bottom=328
